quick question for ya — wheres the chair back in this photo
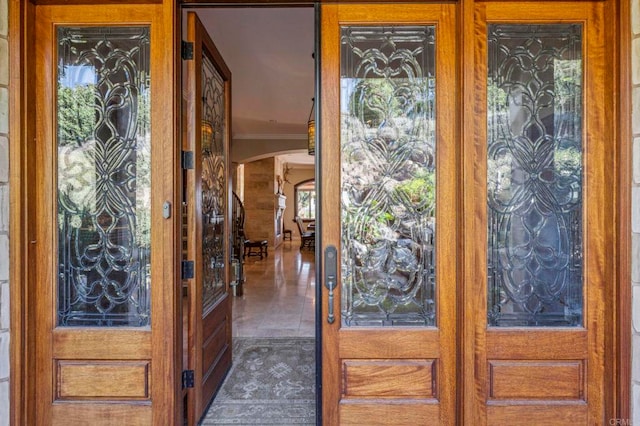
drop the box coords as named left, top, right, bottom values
left=295, top=217, right=306, bottom=235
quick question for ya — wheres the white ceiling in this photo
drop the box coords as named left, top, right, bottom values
left=193, top=7, right=315, bottom=141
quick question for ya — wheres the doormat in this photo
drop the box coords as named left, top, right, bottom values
left=201, top=337, right=316, bottom=425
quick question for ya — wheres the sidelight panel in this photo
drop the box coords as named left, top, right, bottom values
left=56, top=27, right=151, bottom=327
left=487, top=24, right=583, bottom=327
left=340, top=26, right=437, bottom=327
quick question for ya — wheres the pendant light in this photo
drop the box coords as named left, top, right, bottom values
left=307, top=97, right=315, bottom=155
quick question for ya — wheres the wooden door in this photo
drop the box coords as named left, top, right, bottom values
left=33, top=3, right=178, bottom=425
left=320, top=2, right=613, bottom=425
left=320, top=4, right=459, bottom=424
left=463, top=2, right=611, bottom=424
left=184, top=11, right=233, bottom=425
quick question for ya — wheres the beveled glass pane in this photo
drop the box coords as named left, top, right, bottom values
left=487, top=24, right=583, bottom=327
left=57, top=27, right=151, bottom=326
left=201, top=54, right=227, bottom=312
left=340, top=26, right=436, bottom=327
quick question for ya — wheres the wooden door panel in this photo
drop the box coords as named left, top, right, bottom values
left=34, top=4, right=176, bottom=424
left=184, top=11, right=232, bottom=424
left=320, top=4, right=458, bottom=425
left=466, top=2, right=610, bottom=424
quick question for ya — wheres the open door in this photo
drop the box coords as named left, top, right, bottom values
left=183, top=11, right=233, bottom=425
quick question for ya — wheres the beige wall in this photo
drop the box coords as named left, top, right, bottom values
left=243, top=158, right=279, bottom=246
left=282, top=166, right=315, bottom=239
left=0, top=0, right=8, bottom=421
left=632, top=1, right=640, bottom=423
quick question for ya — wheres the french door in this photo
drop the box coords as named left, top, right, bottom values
left=319, top=2, right=612, bottom=424
left=183, top=11, right=233, bottom=425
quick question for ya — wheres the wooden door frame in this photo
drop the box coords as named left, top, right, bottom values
left=8, top=0, right=629, bottom=424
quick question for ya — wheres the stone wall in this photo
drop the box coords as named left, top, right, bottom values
left=243, top=157, right=279, bottom=246
left=0, top=0, right=8, bottom=422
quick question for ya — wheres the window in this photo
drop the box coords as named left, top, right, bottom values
left=295, top=179, right=316, bottom=220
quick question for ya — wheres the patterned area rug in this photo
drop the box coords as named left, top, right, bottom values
left=201, top=338, right=316, bottom=425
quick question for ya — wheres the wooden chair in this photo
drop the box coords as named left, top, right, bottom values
left=295, top=217, right=315, bottom=250
left=243, top=232, right=268, bottom=259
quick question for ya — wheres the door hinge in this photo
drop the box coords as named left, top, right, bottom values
left=182, top=41, right=194, bottom=60
left=182, top=150, right=194, bottom=170
left=182, top=370, right=195, bottom=389
left=182, top=260, right=195, bottom=280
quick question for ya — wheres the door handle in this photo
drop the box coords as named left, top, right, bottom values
left=324, top=245, right=338, bottom=324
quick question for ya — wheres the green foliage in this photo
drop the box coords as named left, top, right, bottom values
left=57, top=84, right=96, bottom=146
left=395, top=169, right=436, bottom=215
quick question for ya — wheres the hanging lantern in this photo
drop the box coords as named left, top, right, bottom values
left=307, top=97, right=315, bottom=155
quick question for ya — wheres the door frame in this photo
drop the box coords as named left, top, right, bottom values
left=8, top=0, right=629, bottom=424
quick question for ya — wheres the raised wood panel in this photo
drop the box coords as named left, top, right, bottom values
left=53, top=329, right=151, bottom=359
left=340, top=401, right=440, bottom=426
left=342, top=360, right=435, bottom=398
left=202, top=315, right=228, bottom=374
left=56, top=361, right=150, bottom=400
left=488, top=361, right=583, bottom=400
left=486, top=404, right=587, bottom=426
left=339, top=329, right=440, bottom=359
left=51, top=404, right=152, bottom=426
left=486, top=330, right=587, bottom=359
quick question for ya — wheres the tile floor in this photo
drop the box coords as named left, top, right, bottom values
left=232, top=240, right=316, bottom=338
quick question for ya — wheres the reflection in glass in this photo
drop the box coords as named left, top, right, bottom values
left=340, top=26, right=436, bottom=327
left=201, top=54, right=227, bottom=312
left=57, top=27, right=151, bottom=326
left=487, top=25, right=583, bottom=327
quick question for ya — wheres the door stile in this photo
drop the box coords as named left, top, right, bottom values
left=460, top=0, right=479, bottom=424
left=319, top=6, right=340, bottom=425
left=155, top=0, right=182, bottom=424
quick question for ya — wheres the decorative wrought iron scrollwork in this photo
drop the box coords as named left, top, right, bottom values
left=201, top=54, right=227, bottom=311
left=487, top=24, right=583, bottom=326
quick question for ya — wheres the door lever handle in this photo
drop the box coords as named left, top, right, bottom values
left=324, top=246, right=338, bottom=324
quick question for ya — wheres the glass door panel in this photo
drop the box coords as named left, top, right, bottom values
left=486, top=24, right=584, bottom=327
left=340, top=26, right=437, bottom=327
left=57, top=26, right=152, bottom=327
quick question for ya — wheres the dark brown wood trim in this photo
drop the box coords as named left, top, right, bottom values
left=617, top=0, right=632, bottom=420
left=9, top=0, right=36, bottom=424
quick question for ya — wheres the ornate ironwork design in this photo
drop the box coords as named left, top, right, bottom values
left=57, top=27, right=151, bottom=326
left=201, top=54, right=227, bottom=311
left=340, top=26, right=436, bottom=326
left=487, top=24, right=583, bottom=326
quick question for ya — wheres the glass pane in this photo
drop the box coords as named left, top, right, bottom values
left=487, top=24, right=583, bottom=327
left=57, top=27, right=151, bottom=326
left=202, top=54, right=227, bottom=311
left=340, top=26, right=436, bottom=327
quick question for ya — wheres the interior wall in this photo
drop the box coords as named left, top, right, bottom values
left=243, top=157, right=278, bottom=246
left=0, top=0, right=8, bottom=421
left=282, top=166, right=314, bottom=239
left=632, top=0, right=640, bottom=422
